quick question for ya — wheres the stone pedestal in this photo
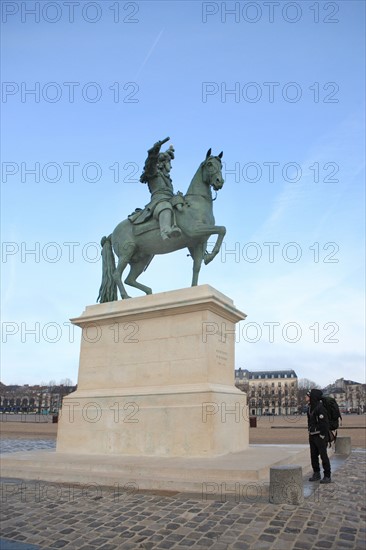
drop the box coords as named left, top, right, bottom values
left=335, top=436, right=351, bottom=455
left=57, top=285, right=249, bottom=457
left=269, top=465, right=304, bottom=505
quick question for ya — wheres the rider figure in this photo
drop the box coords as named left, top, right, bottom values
left=140, top=138, right=182, bottom=241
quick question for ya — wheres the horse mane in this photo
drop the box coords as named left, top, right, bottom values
left=186, top=162, right=204, bottom=194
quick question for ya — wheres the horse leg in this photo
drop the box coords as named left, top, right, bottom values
left=113, top=257, right=131, bottom=299
left=203, top=226, right=226, bottom=264
left=184, top=225, right=226, bottom=265
left=189, top=244, right=205, bottom=286
left=113, top=243, right=136, bottom=299
left=124, top=255, right=153, bottom=295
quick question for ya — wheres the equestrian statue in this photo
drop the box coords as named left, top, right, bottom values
left=97, top=137, right=226, bottom=301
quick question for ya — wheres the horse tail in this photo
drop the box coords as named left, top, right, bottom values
left=97, top=235, right=118, bottom=303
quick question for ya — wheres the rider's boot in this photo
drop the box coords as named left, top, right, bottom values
left=159, top=209, right=182, bottom=240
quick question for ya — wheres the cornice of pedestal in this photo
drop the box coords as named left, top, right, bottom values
left=70, top=285, right=246, bottom=327
left=62, top=383, right=246, bottom=400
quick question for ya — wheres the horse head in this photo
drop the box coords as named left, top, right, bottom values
left=202, top=149, right=224, bottom=191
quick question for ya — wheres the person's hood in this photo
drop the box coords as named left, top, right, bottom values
left=308, top=388, right=324, bottom=412
left=310, top=389, right=323, bottom=402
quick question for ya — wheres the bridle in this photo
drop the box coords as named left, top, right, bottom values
left=202, top=156, right=223, bottom=199
left=185, top=155, right=223, bottom=203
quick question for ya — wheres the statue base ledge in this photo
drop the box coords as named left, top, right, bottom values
left=0, top=445, right=311, bottom=493
left=71, top=284, right=247, bottom=326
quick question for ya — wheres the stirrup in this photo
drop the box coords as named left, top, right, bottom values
left=169, top=226, right=182, bottom=238
left=161, top=226, right=182, bottom=240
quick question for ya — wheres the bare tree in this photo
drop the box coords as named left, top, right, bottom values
left=298, top=378, right=321, bottom=390
left=37, top=381, right=48, bottom=413
left=48, top=380, right=58, bottom=413
left=58, top=378, right=75, bottom=411
left=297, top=378, right=321, bottom=411
left=59, top=378, right=73, bottom=387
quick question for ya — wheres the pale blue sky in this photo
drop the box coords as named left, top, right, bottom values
left=1, top=0, right=365, bottom=387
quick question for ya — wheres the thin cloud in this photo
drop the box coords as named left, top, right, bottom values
left=255, top=115, right=365, bottom=238
left=135, top=29, right=165, bottom=79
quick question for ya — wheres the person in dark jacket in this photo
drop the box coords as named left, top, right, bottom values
left=306, top=389, right=331, bottom=484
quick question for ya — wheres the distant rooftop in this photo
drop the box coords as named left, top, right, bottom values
left=235, top=369, right=297, bottom=380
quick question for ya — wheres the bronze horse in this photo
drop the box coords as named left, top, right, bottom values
left=98, top=149, right=226, bottom=301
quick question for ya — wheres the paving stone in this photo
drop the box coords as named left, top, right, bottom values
left=183, top=532, right=204, bottom=541
left=339, top=533, right=356, bottom=541
left=270, top=520, right=286, bottom=527
left=49, top=540, right=70, bottom=548
left=293, top=542, right=314, bottom=550
left=340, top=527, right=358, bottom=534
left=304, top=527, right=318, bottom=535
left=155, top=541, right=176, bottom=549
left=165, top=533, right=185, bottom=542
left=285, top=527, right=302, bottom=534
left=272, top=540, right=296, bottom=550
left=259, top=533, right=276, bottom=542
left=175, top=526, right=195, bottom=536
left=317, top=541, right=334, bottom=549
left=195, top=538, right=216, bottom=547
left=264, top=527, right=281, bottom=535
left=219, top=518, right=236, bottom=526
left=1, top=450, right=365, bottom=550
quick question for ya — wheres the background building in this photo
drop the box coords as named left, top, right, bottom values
left=323, top=378, right=366, bottom=414
left=0, top=382, right=76, bottom=414
left=235, top=368, right=298, bottom=416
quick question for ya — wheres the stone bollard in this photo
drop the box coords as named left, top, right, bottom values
left=335, top=436, right=351, bottom=455
left=269, top=465, right=304, bottom=505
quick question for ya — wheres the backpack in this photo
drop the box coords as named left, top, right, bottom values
left=322, top=395, right=342, bottom=431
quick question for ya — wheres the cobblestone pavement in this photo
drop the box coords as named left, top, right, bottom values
left=1, top=449, right=365, bottom=550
